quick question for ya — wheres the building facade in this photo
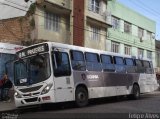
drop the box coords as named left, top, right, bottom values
left=107, top=1, right=156, bottom=67
left=0, top=0, right=157, bottom=68
left=155, top=40, right=160, bottom=72
left=34, top=0, right=112, bottom=50
left=0, top=0, right=111, bottom=48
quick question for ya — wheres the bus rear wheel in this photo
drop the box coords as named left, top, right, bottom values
left=132, top=84, right=140, bottom=100
left=75, top=87, right=88, bottom=107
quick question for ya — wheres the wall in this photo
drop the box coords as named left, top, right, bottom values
left=73, top=0, right=85, bottom=46
left=84, top=0, right=109, bottom=50
left=107, top=1, right=156, bottom=67
left=36, top=6, right=71, bottom=44
left=0, top=17, right=31, bottom=45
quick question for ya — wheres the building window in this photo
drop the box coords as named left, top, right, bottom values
left=138, top=27, right=144, bottom=38
left=124, top=21, right=131, bottom=34
left=88, top=0, right=100, bottom=14
left=147, top=51, right=152, bottom=60
left=44, top=12, right=60, bottom=32
left=147, top=31, right=152, bottom=40
left=90, top=26, right=100, bottom=40
left=111, top=42, right=119, bottom=53
left=138, top=48, right=144, bottom=59
left=112, top=16, right=120, bottom=29
left=124, top=45, right=131, bottom=55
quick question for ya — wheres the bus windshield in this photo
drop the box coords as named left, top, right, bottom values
left=14, top=53, right=51, bottom=86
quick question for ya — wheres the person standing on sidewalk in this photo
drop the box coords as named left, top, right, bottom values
left=0, top=74, right=6, bottom=101
left=2, top=74, right=13, bottom=102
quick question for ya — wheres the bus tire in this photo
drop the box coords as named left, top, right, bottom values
left=75, top=87, right=88, bottom=107
left=132, top=84, right=140, bottom=100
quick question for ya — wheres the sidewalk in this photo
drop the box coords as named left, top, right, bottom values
left=0, top=89, right=16, bottom=112
left=0, top=99, right=16, bottom=112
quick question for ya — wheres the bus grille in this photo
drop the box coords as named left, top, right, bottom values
left=23, top=92, right=40, bottom=97
left=24, top=97, right=38, bottom=103
left=19, top=85, right=43, bottom=93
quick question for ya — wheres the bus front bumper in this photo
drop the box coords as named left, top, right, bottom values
left=14, top=90, right=55, bottom=108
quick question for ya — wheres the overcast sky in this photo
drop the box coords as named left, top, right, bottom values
left=0, top=0, right=34, bottom=19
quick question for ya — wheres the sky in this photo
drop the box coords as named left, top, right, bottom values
left=117, top=0, right=160, bottom=40
left=0, top=0, right=34, bottom=19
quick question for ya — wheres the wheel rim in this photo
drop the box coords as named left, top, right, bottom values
left=77, top=92, right=86, bottom=103
left=134, top=85, right=140, bottom=98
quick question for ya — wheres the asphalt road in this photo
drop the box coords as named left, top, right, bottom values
left=3, top=92, right=160, bottom=119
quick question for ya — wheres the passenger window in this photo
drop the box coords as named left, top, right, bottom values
left=135, top=59, right=145, bottom=73
left=125, top=58, right=134, bottom=66
left=52, top=51, right=71, bottom=77
left=85, top=52, right=99, bottom=62
left=135, top=60, right=142, bottom=67
left=124, top=58, right=135, bottom=73
left=143, top=60, right=153, bottom=74
left=114, top=57, right=124, bottom=65
left=70, top=50, right=84, bottom=61
left=101, top=55, right=112, bottom=64
left=70, top=50, right=86, bottom=71
left=114, top=56, right=126, bottom=73
left=101, top=55, right=115, bottom=72
left=85, top=52, right=102, bottom=71
left=143, top=61, right=150, bottom=68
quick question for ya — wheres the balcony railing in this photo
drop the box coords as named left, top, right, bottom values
left=108, top=29, right=155, bottom=50
left=87, top=8, right=112, bottom=26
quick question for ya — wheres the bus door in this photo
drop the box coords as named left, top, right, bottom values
left=52, top=49, right=74, bottom=102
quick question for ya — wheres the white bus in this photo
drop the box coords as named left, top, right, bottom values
left=0, top=43, right=24, bottom=82
left=14, top=42, right=159, bottom=108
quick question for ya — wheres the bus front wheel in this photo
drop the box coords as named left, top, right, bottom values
left=75, top=87, right=88, bottom=107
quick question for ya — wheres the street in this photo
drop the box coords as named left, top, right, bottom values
left=8, top=91, right=160, bottom=119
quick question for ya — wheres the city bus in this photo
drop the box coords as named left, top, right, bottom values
left=0, top=42, right=24, bottom=82
left=14, top=42, right=159, bottom=108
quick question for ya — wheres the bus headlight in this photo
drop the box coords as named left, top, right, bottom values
left=15, top=91, right=22, bottom=98
left=41, top=83, right=53, bottom=95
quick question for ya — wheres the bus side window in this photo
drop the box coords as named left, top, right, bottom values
left=85, top=52, right=102, bottom=71
left=143, top=60, right=150, bottom=68
left=124, top=58, right=135, bottom=73
left=114, top=56, right=126, bottom=73
left=70, top=50, right=86, bottom=71
left=142, top=60, right=153, bottom=74
left=149, top=61, right=154, bottom=74
left=101, top=54, right=115, bottom=72
left=135, top=59, right=145, bottom=73
left=52, top=51, right=71, bottom=77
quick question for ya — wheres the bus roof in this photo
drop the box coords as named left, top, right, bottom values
left=17, top=42, right=152, bottom=61
left=0, top=42, right=25, bottom=54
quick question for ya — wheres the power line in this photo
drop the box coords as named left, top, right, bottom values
left=129, top=0, right=160, bottom=21
left=125, top=0, right=160, bottom=39
left=0, top=1, right=108, bottom=38
left=0, top=1, right=157, bottom=51
left=137, top=0, right=160, bottom=15
left=0, top=2, right=27, bottom=12
left=3, top=0, right=28, bottom=9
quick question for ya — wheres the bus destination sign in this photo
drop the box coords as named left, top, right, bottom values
left=17, top=43, right=49, bottom=58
